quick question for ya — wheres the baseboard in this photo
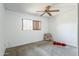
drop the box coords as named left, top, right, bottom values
left=66, top=44, right=78, bottom=48
left=6, top=40, right=44, bottom=49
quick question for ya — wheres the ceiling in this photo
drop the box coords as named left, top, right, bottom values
left=4, top=3, right=76, bottom=17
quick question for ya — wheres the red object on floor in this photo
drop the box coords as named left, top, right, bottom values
left=53, top=41, right=66, bottom=46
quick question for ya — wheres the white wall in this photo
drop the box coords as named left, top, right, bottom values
left=4, top=10, right=48, bottom=48
left=0, top=3, right=78, bottom=55
left=3, top=3, right=78, bottom=48
left=0, top=4, right=5, bottom=56
left=48, top=4, right=78, bottom=47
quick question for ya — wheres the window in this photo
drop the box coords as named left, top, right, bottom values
left=22, top=19, right=41, bottom=30
left=22, top=19, right=33, bottom=30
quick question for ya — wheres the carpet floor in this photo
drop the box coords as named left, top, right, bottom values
left=4, top=41, right=78, bottom=56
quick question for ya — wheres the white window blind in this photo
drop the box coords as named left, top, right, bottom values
left=23, top=20, right=33, bottom=30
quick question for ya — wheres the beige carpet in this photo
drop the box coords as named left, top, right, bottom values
left=4, top=41, right=78, bottom=56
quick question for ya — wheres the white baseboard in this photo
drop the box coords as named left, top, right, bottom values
left=66, top=44, right=78, bottom=48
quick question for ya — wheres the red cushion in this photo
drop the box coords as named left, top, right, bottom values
left=53, top=41, right=66, bottom=46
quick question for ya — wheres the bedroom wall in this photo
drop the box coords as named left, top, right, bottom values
left=48, top=3, right=78, bottom=47
left=0, top=4, right=5, bottom=56
left=3, top=3, right=78, bottom=48
left=4, top=10, right=48, bottom=48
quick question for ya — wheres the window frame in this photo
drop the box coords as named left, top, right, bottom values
left=22, top=19, right=33, bottom=30
left=22, top=19, right=41, bottom=31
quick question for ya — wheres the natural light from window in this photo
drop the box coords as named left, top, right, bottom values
left=23, top=20, right=33, bottom=30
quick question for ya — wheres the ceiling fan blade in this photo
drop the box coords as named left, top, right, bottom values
left=40, top=12, right=46, bottom=16
left=49, top=10, right=60, bottom=12
left=37, top=11, right=45, bottom=12
left=47, top=12, right=52, bottom=16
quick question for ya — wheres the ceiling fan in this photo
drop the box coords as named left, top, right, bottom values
left=37, top=5, right=59, bottom=16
